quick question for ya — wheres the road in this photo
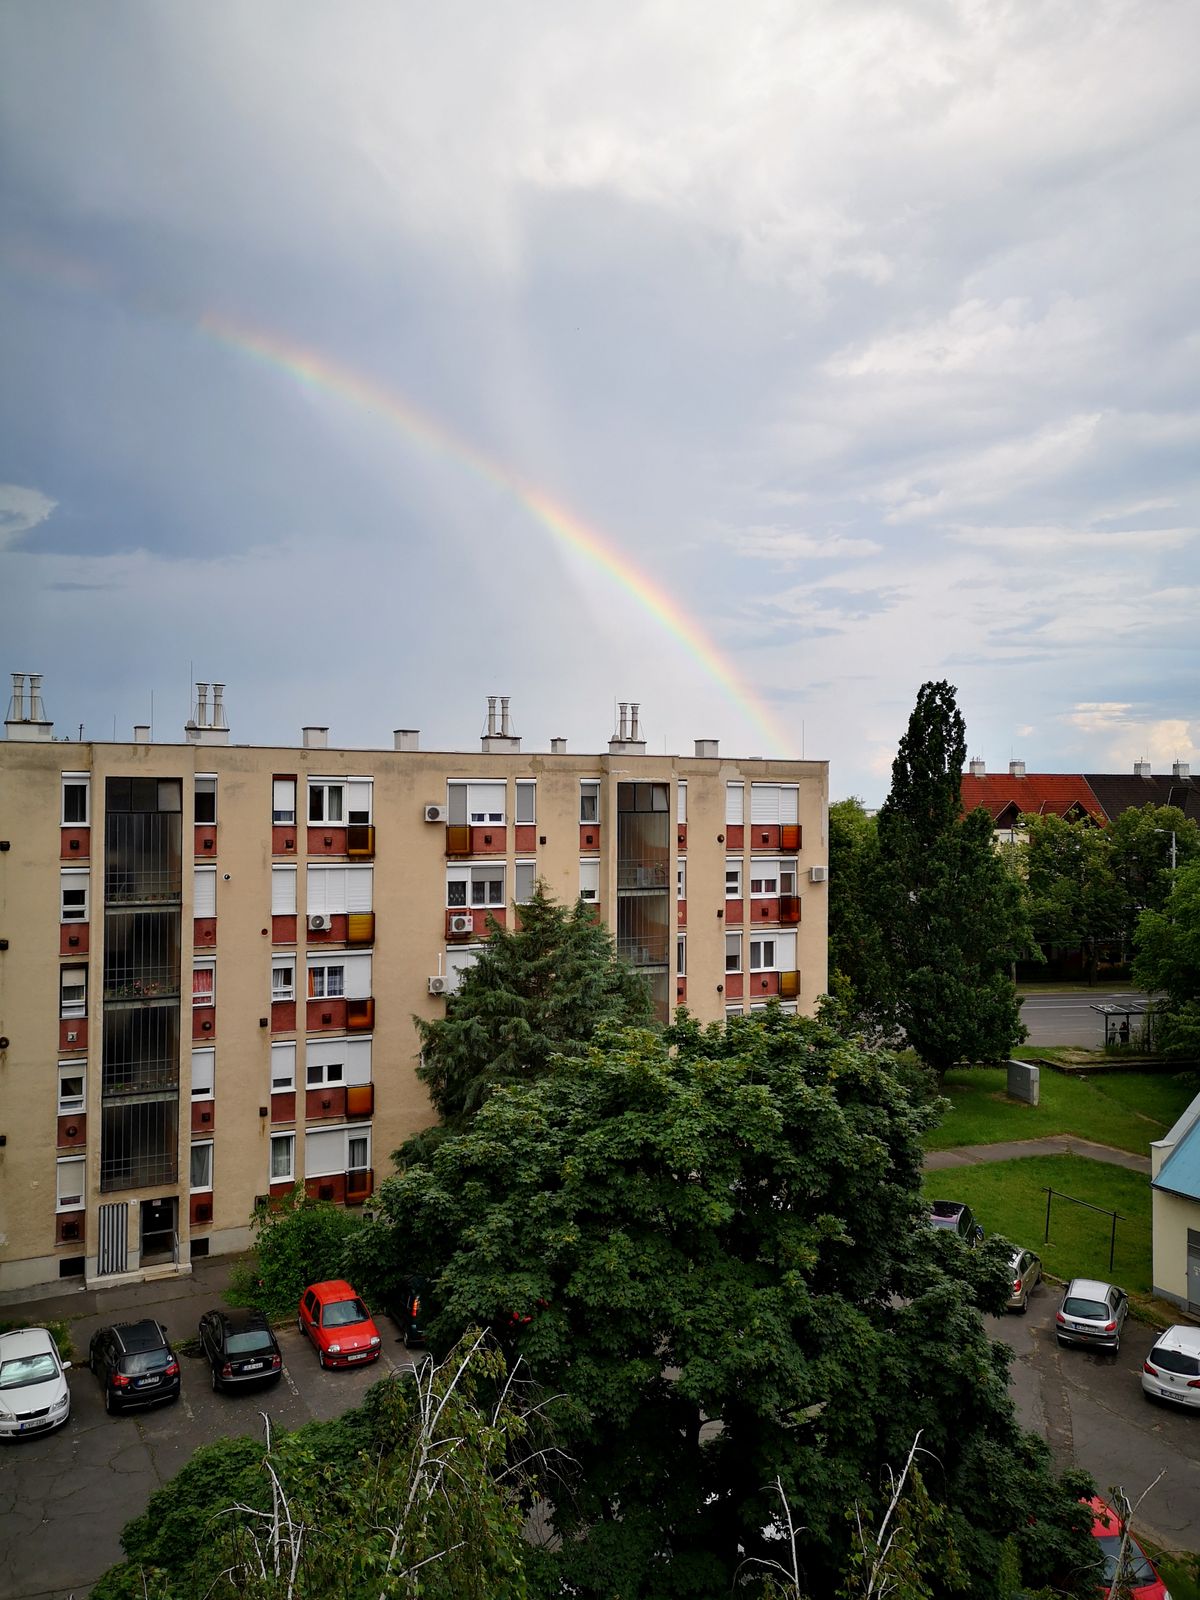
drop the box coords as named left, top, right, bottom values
left=1019, top=989, right=1151, bottom=1048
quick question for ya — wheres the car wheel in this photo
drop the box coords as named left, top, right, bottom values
left=211, top=1365, right=221, bottom=1393
left=317, top=1347, right=328, bottom=1370
left=1017, top=1296, right=1028, bottom=1315
left=297, top=1314, right=306, bottom=1338
left=104, top=1386, right=115, bottom=1415
left=1056, top=1335, right=1067, bottom=1347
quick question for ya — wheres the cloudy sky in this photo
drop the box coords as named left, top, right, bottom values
left=1, top=1, right=1197, bottom=803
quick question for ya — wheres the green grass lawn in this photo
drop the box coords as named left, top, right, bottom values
left=923, top=1156, right=1152, bottom=1294
left=925, top=1067, right=1198, bottom=1156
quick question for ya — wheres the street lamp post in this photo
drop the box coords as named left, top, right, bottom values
left=1154, top=828, right=1178, bottom=871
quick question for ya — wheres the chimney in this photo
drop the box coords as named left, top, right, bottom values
left=185, top=679, right=231, bottom=745
left=303, top=726, right=329, bottom=750
left=969, top=757, right=986, bottom=778
left=8, top=672, right=24, bottom=722
left=196, top=683, right=208, bottom=725
left=5, top=669, right=54, bottom=742
left=1008, top=759, right=1025, bottom=779
left=1172, top=760, right=1191, bottom=781
left=133, top=725, right=151, bottom=744
left=1134, top=759, right=1152, bottom=778
left=609, top=698, right=647, bottom=755
left=550, top=737, right=568, bottom=755
left=694, top=738, right=719, bottom=759
left=394, top=729, right=420, bottom=752
left=211, top=683, right=227, bottom=729
left=481, top=694, right=520, bottom=753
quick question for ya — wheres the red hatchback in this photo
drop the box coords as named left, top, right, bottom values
left=297, top=1280, right=382, bottom=1369
left=1083, top=1496, right=1169, bottom=1600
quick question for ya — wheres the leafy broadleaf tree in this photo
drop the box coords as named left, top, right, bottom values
left=1019, top=813, right=1122, bottom=983
left=406, top=882, right=653, bottom=1160
left=1133, top=858, right=1200, bottom=1059
left=1107, top=805, right=1200, bottom=951
left=875, top=682, right=1035, bottom=1083
left=827, top=797, right=889, bottom=1027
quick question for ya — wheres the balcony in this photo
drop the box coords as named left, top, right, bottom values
left=347, top=912, right=375, bottom=946
left=307, top=826, right=347, bottom=856
left=347, top=996, right=375, bottom=1032
left=346, top=1082, right=374, bottom=1118
left=445, top=824, right=471, bottom=858
left=104, top=970, right=180, bottom=1003
left=346, top=1166, right=374, bottom=1205
left=347, top=824, right=375, bottom=859
left=617, top=858, right=669, bottom=891
left=779, top=896, right=801, bottom=925
left=616, top=933, right=670, bottom=966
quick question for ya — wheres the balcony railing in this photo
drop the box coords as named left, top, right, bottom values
left=103, top=971, right=180, bottom=1002
left=104, top=876, right=182, bottom=905
left=617, top=933, right=670, bottom=966
left=616, top=859, right=670, bottom=891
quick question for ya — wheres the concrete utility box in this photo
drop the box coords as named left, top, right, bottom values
left=1007, top=1059, right=1040, bottom=1106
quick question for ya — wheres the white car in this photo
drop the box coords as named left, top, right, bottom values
left=1142, top=1324, right=1200, bottom=1410
left=0, top=1327, right=72, bottom=1438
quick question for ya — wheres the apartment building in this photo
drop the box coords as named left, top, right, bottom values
left=0, top=677, right=828, bottom=1295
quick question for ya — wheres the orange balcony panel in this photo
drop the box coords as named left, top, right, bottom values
left=57, top=1113, right=86, bottom=1149
left=724, top=973, right=744, bottom=999
left=347, top=995, right=375, bottom=1033
left=346, top=823, right=375, bottom=859
left=190, top=1193, right=214, bottom=1228
left=59, top=1018, right=88, bottom=1052
left=193, top=916, right=217, bottom=948
left=514, top=824, right=537, bottom=852
left=272, top=825, right=297, bottom=855
left=307, top=997, right=348, bottom=1031
left=752, top=898, right=780, bottom=922
left=271, top=999, right=296, bottom=1033
left=779, top=896, right=801, bottom=926
left=470, top=825, right=506, bottom=855
left=306, top=1086, right=347, bottom=1121
left=345, top=1167, right=374, bottom=1206
left=273, top=914, right=297, bottom=944
left=752, top=971, right=780, bottom=996
left=347, top=911, right=375, bottom=946
left=779, top=969, right=800, bottom=1000
left=677, top=824, right=687, bottom=850
left=60, top=923, right=89, bottom=956
left=306, top=914, right=345, bottom=943
left=346, top=1082, right=374, bottom=1118
left=60, top=827, right=90, bottom=860
left=192, top=1098, right=215, bottom=1133
left=194, top=824, right=218, bottom=857
left=193, top=1006, right=216, bottom=1040
left=725, top=899, right=744, bottom=924
left=725, top=825, right=744, bottom=849
left=781, top=824, right=802, bottom=852
left=307, top=827, right=348, bottom=856
left=579, top=825, right=601, bottom=852
left=306, top=1173, right=346, bottom=1205
left=752, top=824, right=781, bottom=850
left=56, top=1211, right=85, bottom=1247
left=676, top=977, right=687, bottom=1004
left=270, top=1090, right=296, bottom=1123
left=677, top=900, right=687, bottom=928
left=446, top=823, right=472, bottom=857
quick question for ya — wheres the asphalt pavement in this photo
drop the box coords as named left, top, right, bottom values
left=1019, top=989, right=1151, bottom=1049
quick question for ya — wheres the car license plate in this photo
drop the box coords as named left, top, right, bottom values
left=135, top=1376, right=159, bottom=1388
left=19, top=1420, right=39, bottom=1432
left=347, top=1351, right=368, bottom=1361
left=242, top=1361, right=263, bottom=1371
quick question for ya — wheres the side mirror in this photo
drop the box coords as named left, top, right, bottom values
left=974, top=1225, right=985, bottom=1242
left=62, top=1360, right=72, bottom=1370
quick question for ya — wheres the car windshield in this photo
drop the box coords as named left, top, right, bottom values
left=0, top=1353, right=58, bottom=1389
left=1063, top=1297, right=1109, bottom=1320
left=930, top=1202, right=961, bottom=1221
left=1093, top=1534, right=1156, bottom=1584
left=323, top=1298, right=370, bottom=1328
left=226, top=1330, right=275, bottom=1355
left=120, top=1348, right=171, bottom=1374
left=1149, top=1346, right=1200, bottom=1376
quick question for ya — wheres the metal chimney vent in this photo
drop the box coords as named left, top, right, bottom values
left=968, top=757, right=986, bottom=778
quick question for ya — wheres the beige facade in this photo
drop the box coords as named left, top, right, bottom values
left=0, top=693, right=827, bottom=1295
left=1150, top=1093, right=1200, bottom=1314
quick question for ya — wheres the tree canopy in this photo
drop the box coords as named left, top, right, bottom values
left=1133, top=858, right=1200, bottom=1059
left=827, top=796, right=888, bottom=1026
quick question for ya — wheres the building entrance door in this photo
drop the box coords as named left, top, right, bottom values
left=140, top=1197, right=177, bottom=1265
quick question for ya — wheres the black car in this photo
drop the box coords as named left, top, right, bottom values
left=88, top=1320, right=181, bottom=1414
left=198, top=1308, right=283, bottom=1392
left=928, top=1200, right=984, bottom=1245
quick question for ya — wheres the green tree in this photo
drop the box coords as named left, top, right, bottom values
left=368, top=1010, right=1093, bottom=1599
left=1133, top=858, right=1200, bottom=1059
left=408, top=881, right=653, bottom=1157
left=876, top=682, right=1035, bottom=1082
left=1107, top=805, right=1200, bottom=952
left=1019, top=814, right=1122, bottom=982
left=229, top=1184, right=365, bottom=1321
left=827, top=797, right=888, bottom=1025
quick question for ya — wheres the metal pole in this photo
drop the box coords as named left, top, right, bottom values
left=1044, top=1187, right=1053, bottom=1244
left=1110, top=1211, right=1117, bottom=1275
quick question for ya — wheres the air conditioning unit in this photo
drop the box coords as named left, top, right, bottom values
left=424, top=803, right=448, bottom=823
left=809, top=865, right=828, bottom=883
left=428, top=975, right=449, bottom=996
left=448, top=913, right=473, bottom=935
left=307, top=912, right=331, bottom=931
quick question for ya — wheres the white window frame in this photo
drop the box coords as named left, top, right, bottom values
left=514, top=861, right=536, bottom=904
left=579, top=781, right=600, bottom=824
left=446, top=864, right=505, bottom=908
left=273, top=777, right=296, bottom=825
left=676, top=781, right=687, bottom=824
left=191, top=1046, right=215, bottom=1100
left=750, top=783, right=800, bottom=825
left=444, top=945, right=482, bottom=992
left=750, top=932, right=796, bottom=972
left=56, top=1155, right=86, bottom=1212
left=272, top=960, right=296, bottom=1002
left=725, top=860, right=743, bottom=899
left=60, top=868, right=89, bottom=923
left=61, top=773, right=90, bottom=826
left=304, top=1125, right=371, bottom=1180
left=515, top=781, right=537, bottom=825
left=579, top=859, right=600, bottom=902
left=347, top=1131, right=370, bottom=1173
left=271, top=866, right=298, bottom=916
left=676, top=861, right=686, bottom=900
left=749, top=860, right=780, bottom=897
left=308, top=779, right=344, bottom=824
left=676, top=935, right=686, bottom=975
left=306, top=864, right=373, bottom=916
left=306, top=1057, right=345, bottom=1088
left=193, top=961, right=216, bottom=1007
left=57, top=1063, right=86, bottom=1114
left=190, top=1140, right=214, bottom=1192
left=271, top=1042, right=297, bottom=1092
left=345, top=778, right=373, bottom=825
left=448, top=780, right=506, bottom=826
left=270, top=1132, right=295, bottom=1183
left=194, top=774, right=217, bottom=824
left=725, top=783, right=744, bottom=826
left=306, top=1035, right=371, bottom=1086
left=307, top=962, right=345, bottom=999
left=725, top=933, right=742, bottom=973
left=193, top=866, right=217, bottom=918
left=60, top=964, right=87, bottom=1018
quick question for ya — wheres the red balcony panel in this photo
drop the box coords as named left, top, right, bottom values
left=579, top=825, right=601, bottom=852
left=347, top=912, right=375, bottom=946
left=587, top=903, right=602, bottom=924
left=307, top=827, right=348, bottom=856
left=752, top=898, right=780, bottom=922
left=345, top=1167, right=374, bottom=1206
left=271, top=999, right=297, bottom=1033
left=677, top=900, right=687, bottom=928
left=346, top=1082, right=374, bottom=1118
left=779, top=969, right=800, bottom=1000
left=346, top=824, right=375, bottom=859
left=57, top=1114, right=86, bottom=1149
left=781, top=824, right=801, bottom=852
left=779, top=896, right=801, bottom=926
left=752, top=971, right=780, bottom=996
left=271, top=1091, right=296, bottom=1123
left=677, top=824, right=687, bottom=850
left=725, top=899, right=744, bottom=924
left=676, top=978, right=687, bottom=1004
left=480, top=908, right=506, bottom=933
left=60, top=923, right=89, bottom=956
left=752, top=824, right=781, bottom=850
left=447, top=907, right=474, bottom=940
left=194, top=824, right=218, bottom=857
left=60, top=827, right=90, bottom=859
left=470, top=825, right=507, bottom=855
left=305, top=914, right=346, bottom=944
left=269, top=1180, right=294, bottom=1201
left=193, top=916, right=217, bottom=948
left=724, top=973, right=743, bottom=999
left=272, top=825, right=297, bottom=855
left=56, top=1211, right=85, bottom=1247
left=725, top=825, right=744, bottom=849
left=190, top=1192, right=214, bottom=1228
left=445, top=824, right=471, bottom=858
left=347, top=996, right=375, bottom=1032
left=306, top=1173, right=347, bottom=1205
left=59, top=1018, right=88, bottom=1052
left=306, top=1086, right=347, bottom=1121
left=306, top=997, right=347, bottom=1031
left=273, top=914, right=297, bottom=944
left=193, top=1005, right=216, bottom=1040
left=514, top=824, right=537, bottom=852
left=191, top=1098, right=215, bottom=1133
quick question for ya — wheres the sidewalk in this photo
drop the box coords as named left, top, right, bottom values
left=924, top=1135, right=1151, bottom=1175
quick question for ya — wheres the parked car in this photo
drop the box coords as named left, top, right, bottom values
left=1082, top=1495, right=1169, bottom=1599
left=88, top=1320, right=180, bottom=1413
left=1055, top=1278, right=1128, bottom=1353
left=1141, top=1324, right=1200, bottom=1410
left=1006, top=1246, right=1042, bottom=1313
left=297, top=1280, right=382, bottom=1369
left=0, top=1327, right=72, bottom=1439
left=928, top=1200, right=984, bottom=1245
left=199, top=1308, right=283, bottom=1393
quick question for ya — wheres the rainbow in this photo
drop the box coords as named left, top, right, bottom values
left=200, top=314, right=794, bottom=757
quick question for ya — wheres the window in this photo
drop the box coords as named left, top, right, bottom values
left=750, top=938, right=776, bottom=971
left=579, top=859, right=600, bottom=902
left=677, top=781, right=687, bottom=823
left=56, top=1156, right=85, bottom=1211
left=345, top=779, right=373, bottom=825
left=725, top=783, right=744, bottom=826
left=272, top=961, right=295, bottom=1001
left=308, top=1037, right=371, bottom=1085
left=193, top=867, right=217, bottom=918
left=61, top=774, right=89, bottom=826
left=60, top=964, right=87, bottom=1018
left=273, top=777, right=296, bottom=824
left=448, top=780, right=505, bottom=825
left=193, top=963, right=215, bottom=1005
left=750, top=932, right=796, bottom=972
left=194, top=776, right=217, bottom=824
left=272, top=866, right=298, bottom=916
left=305, top=1125, right=371, bottom=1179
left=271, top=1043, right=296, bottom=1092
left=725, top=933, right=742, bottom=973
left=191, top=1047, right=215, bottom=1099
left=307, top=865, right=373, bottom=915
left=307, top=963, right=345, bottom=998
left=580, top=781, right=600, bottom=823
left=446, top=865, right=505, bottom=907
left=514, top=862, right=536, bottom=904
left=749, top=861, right=779, bottom=896
left=515, top=781, right=536, bottom=825
left=676, top=935, right=686, bottom=975
left=725, top=860, right=742, bottom=898
left=444, top=945, right=482, bottom=992
left=750, top=784, right=799, bottom=825
left=190, top=1141, right=214, bottom=1191
left=307, top=1058, right=344, bottom=1087
left=308, top=781, right=344, bottom=823
left=58, top=1064, right=85, bottom=1114
left=60, top=868, right=89, bottom=922
left=780, top=862, right=797, bottom=896
left=677, top=861, right=686, bottom=900
left=347, top=1132, right=369, bottom=1173
left=270, top=1133, right=294, bottom=1182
